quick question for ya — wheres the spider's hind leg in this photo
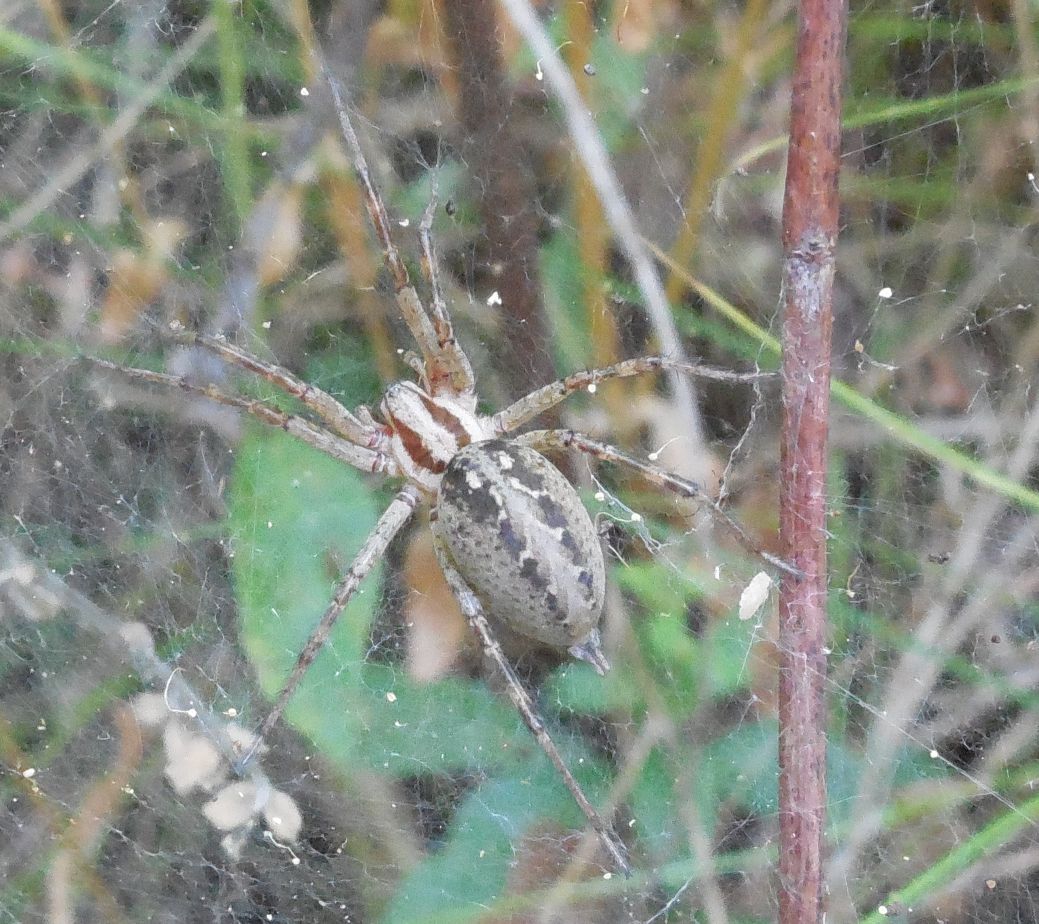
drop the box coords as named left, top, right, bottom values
left=433, top=547, right=632, bottom=876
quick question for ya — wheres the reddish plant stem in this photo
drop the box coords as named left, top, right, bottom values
left=777, top=0, right=845, bottom=917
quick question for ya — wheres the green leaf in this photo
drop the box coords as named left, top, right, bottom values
left=642, top=613, right=702, bottom=713
left=587, top=34, right=651, bottom=149
left=228, top=425, right=532, bottom=774
left=540, top=230, right=593, bottom=371
left=546, top=656, right=642, bottom=714
left=289, top=664, right=530, bottom=776
left=229, top=425, right=383, bottom=693
left=616, top=559, right=704, bottom=618
left=630, top=749, right=682, bottom=861
left=382, top=749, right=608, bottom=923
left=700, top=610, right=765, bottom=701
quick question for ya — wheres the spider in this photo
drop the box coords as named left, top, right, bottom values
left=94, top=74, right=797, bottom=876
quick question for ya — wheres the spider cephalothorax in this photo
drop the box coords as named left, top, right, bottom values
left=379, top=379, right=486, bottom=492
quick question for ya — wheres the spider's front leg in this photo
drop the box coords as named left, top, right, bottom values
left=178, top=332, right=383, bottom=446
left=89, top=357, right=393, bottom=475
left=324, top=68, right=474, bottom=399
left=493, top=357, right=773, bottom=436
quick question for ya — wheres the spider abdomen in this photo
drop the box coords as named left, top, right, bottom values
left=431, top=440, right=608, bottom=670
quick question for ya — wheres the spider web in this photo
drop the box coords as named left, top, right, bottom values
left=2, top=1, right=1039, bottom=922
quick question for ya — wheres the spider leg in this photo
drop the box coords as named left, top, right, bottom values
left=244, top=487, right=420, bottom=764
left=418, top=192, right=476, bottom=396
left=90, top=358, right=396, bottom=476
left=518, top=428, right=802, bottom=579
left=435, top=549, right=632, bottom=877
left=324, top=68, right=474, bottom=400
left=175, top=332, right=384, bottom=447
left=493, top=357, right=773, bottom=435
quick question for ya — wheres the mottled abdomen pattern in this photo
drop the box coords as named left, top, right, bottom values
left=431, top=440, right=606, bottom=654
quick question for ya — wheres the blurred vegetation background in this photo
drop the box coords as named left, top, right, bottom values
left=3, top=0, right=1039, bottom=921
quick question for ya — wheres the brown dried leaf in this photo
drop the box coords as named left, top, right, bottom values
left=249, top=183, right=303, bottom=288
left=610, top=0, right=677, bottom=52
left=919, top=350, right=972, bottom=413
left=498, top=822, right=613, bottom=921
left=99, top=219, right=186, bottom=343
left=404, top=530, right=469, bottom=682
left=368, top=11, right=448, bottom=74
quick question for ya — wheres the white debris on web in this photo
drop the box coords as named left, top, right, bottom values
left=647, top=437, right=680, bottom=462
left=204, top=780, right=264, bottom=831
left=738, top=571, right=772, bottom=621
left=163, top=668, right=197, bottom=718
left=127, top=682, right=296, bottom=859
left=591, top=476, right=658, bottom=552
left=163, top=721, right=225, bottom=794
left=263, top=828, right=302, bottom=866
left=162, top=715, right=297, bottom=850
left=204, top=779, right=302, bottom=845
left=132, top=691, right=171, bottom=728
